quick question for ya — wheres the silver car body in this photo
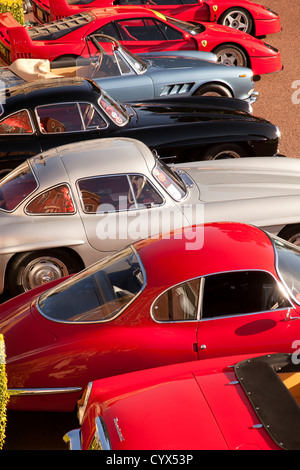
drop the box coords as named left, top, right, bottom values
left=0, top=138, right=298, bottom=295
left=4, top=35, right=258, bottom=104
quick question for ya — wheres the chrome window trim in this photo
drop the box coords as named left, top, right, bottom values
left=150, top=269, right=292, bottom=324
left=35, top=101, right=109, bottom=134
left=24, top=182, right=77, bottom=216
left=269, top=232, right=300, bottom=307
left=36, top=245, right=147, bottom=324
left=0, top=108, right=35, bottom=135
left=76, top=172, right=166, bottom=215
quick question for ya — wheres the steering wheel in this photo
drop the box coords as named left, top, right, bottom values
left=128, top=176, right=146, bottom=204
left=90, top=50, right=103, bottom=78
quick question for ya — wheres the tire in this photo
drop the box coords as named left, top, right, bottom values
left=6, top=249, right=83, bottom=297
left=219, top=7, right=253, bottom=34
left=202, top=144, right=246, bottom=160
left=213, top=44, right=248, bottom=68
left=23, top=0, right=32, bottom=14
left=194, top=83, right=233, bottom=98
left=278, top=225, right=300, bottom=247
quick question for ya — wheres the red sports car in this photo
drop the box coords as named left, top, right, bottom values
left=2, top=222, right=300, bottom=412
left=65, top=353, right=300, bottom=450
left=0, top=7, right=282, bottom=75
left=33, top=0, right=281, bottom=37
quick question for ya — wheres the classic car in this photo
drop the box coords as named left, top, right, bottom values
left=3, top=34, right=259, bottom=103
left=0, top=77, right=278, bottom=175
left=64, top=353, right=300, bottom=450
left=0, top=7, right=282, bottom=76
left=2, top=220, right=300, bottom=412
left=34, top=0, right=281, bottom=37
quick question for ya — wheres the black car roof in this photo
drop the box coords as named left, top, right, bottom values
left=235, top=353, right=300, bottom=450
left=1, top=78, right=101, bottom=111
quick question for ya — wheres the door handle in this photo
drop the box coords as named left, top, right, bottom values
left=193, top=343, right=206, bottom=352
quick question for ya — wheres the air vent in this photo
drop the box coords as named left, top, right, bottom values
left=160, top=83, right=194, bottom=96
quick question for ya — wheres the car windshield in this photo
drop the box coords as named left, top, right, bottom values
left=272, top=235, right=300, bottom=305
left=153, top=160, right=186, bottom=200
left=0, top=162, right=38, bottom=212
left=37, top=246, right=145, bottom=323
left=165, top=16, right=205, bottom=35
left=98, top=89, right=129, bottom=126
left=117, top=46, right=147, bottom=73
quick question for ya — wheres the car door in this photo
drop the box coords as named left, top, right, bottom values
left=77, top=173, right=187, bottom=253
left=110, top=18, right=197, bottom=53
left=195, top=270, right=300, bottom=360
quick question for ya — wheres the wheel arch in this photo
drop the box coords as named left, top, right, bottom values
left=4, top=246, right=85, bottom=289
left=212, top=42, right=251, bottom=69
left=193, top=80, right=234, bottom=97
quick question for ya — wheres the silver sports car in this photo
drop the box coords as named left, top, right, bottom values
left=0, top=136, right=300, bottom=298
left=3, top=34, right=258, bottom=104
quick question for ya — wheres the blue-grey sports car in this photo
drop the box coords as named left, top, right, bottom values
left=4, top=34, right=258, bottom=104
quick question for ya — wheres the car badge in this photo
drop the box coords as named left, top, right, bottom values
left=213, top=5, right=218, bottom=11
left=202, top=40, right=207, bottom=47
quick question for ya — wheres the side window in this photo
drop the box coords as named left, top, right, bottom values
left=155, top=19, right=184, bottom=39
left=94, top=22, right=122, bottom=41
left=202, top=271, right=290, bottom=319
left=152, top=279, right=200, bottom=321
left=0, top=110, right=33, bottom=134
left=78, top=174, right=163, bottom=213
left=117, top=19, right=166, bottom=41
left=78, top=175, right=132, bottom=213
left=36, top=103, right=106, bottom=133
left=26, top=184, right=75, bottom=214
left=129, top=175, right=163, bottom=207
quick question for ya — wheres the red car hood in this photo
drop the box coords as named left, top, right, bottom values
left=97, top=368, right=270, bottom=450
left=0, top=294, right=56, bottom=360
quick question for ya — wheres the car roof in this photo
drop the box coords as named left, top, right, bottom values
left=89, top=6, right=166, bottom=21
left=134, top=222, right=276, bottom=289
left=30, top=137, right=157, bottom=184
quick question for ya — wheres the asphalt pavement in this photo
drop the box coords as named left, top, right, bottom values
left=1, top=0, right=299, bottom=451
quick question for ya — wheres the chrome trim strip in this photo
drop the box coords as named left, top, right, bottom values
left=63, top=429, right=82, bottom=450
left=8, top=386, right=82, bottom=396
left=94, top=416, right=112, bottom=450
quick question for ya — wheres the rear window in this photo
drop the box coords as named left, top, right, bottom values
left=0, top=162, right=38, bottom=211
left=37, top=246, right=145, bottom=323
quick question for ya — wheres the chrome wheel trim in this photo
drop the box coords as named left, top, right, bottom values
left=222, top=10, right=250, bottom=32
left=21, top=256, right=69, bottom=291
left=212, top=150, right=241, bottom=160
left=216, top=47, right=245, bottom=67
left=287, top=233, right=300, bottom=247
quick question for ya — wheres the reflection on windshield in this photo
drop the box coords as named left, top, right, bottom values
left=153, top=160, right=186, bottom=201
left=166, top=16, right=205, bottom=35
left=98, top=89, right=129, bottom=126
left=37, top=246, right=145, bottom=323
left=117, top=47, right=147, bottom=73
left=272, top=235, right=300, bottom=305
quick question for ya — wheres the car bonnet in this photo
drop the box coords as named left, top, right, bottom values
left=176, top=157, right=300, bottom=203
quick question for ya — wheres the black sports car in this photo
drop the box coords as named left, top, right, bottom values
left=0, top=77, right=280, bottom=175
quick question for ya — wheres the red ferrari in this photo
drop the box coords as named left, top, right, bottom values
left=2, top=222, right=300, bottom=412
left=33, top=0, right=281, bottom=37
left=0, top=7, right=282, bottom=75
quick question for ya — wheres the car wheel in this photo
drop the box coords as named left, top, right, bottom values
left=6, top=249, right=83, bottom=296
left=213, top=44, right=248, bottom=68
left=219, top=8, right=253, bottom=34
left=202, top=144, right=246, bottom=160
left=194, top=83, right=233, bottom=97
left=278, top=225, right=300, bottom=247
left=23, top=0, right=32, bottom=13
